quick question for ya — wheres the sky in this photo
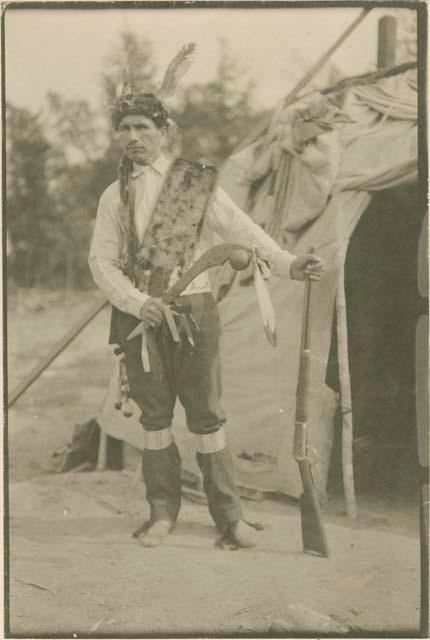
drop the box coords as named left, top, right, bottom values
left=5, top=5, right=414, bottom=114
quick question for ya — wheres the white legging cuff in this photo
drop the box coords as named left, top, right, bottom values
left=144, top=428, right=173, bottom=450
left=195, top=427, right=226, bottom=454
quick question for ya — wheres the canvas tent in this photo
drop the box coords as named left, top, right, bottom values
left=4, top=9, right=421, bottom=521
left=98, top=66, right=419, bottom=508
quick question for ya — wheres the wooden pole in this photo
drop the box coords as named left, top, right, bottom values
left=234, top=7, right=372, bottom=153
left=282, top=8, right=372, bottom=108
left=377, top=16, right=397, bottom=69
left=96, top=430, right=108, bottom=471
left=337, top=264, right=357, bottom=520
left=319, top=61, right=416, bottom=96
left=8, top=297, right=109, bottom=407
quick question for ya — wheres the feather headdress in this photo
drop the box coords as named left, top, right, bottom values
left=111, top=42, right=196, bottom=118
left=112, top=43, right=196, bottom=205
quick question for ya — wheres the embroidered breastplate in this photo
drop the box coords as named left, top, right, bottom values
left=109, top=158, right=217, bottom=345
left=132, top=158, right=217, bottom=297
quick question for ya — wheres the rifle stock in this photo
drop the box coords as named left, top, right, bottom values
left=293, top=252, right=329, bottom=557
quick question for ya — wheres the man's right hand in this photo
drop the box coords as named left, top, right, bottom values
left=139, top=297, right=165, bottom=327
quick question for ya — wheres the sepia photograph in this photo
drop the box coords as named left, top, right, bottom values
left=3, top=1, right=428, bottom=637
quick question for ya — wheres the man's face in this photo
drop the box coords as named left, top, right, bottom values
left=117, top=114, right=165, bottom=165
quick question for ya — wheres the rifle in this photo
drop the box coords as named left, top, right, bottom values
left=293, top=249, right=329, bottom=557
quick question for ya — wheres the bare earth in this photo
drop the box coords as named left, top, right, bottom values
left=7, top=290, right=421, bottom=637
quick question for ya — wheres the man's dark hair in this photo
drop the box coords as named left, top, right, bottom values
left=111, top=93, right=169, bottom=131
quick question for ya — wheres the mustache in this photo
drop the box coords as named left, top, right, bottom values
left=126, top=144, right=146, bottom=151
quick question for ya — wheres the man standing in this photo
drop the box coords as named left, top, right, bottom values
left=89, top=88, right=324, bottom=549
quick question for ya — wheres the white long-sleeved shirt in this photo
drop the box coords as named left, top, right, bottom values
left=89, top=153, right=295, bottom=319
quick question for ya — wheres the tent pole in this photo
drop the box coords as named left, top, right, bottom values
left=335, top=14, right=399, bottom=521
left=377, top=16, right=397, bottom=69
left=318, top=60, right=416, bottom=97
left=8, top=297, right=109, bottom=408
left=97, top=430, right=108, bottom=471
left=281, top=7, right=372, bottom=108
left=234, top=7, right=371, bottom=153
left=337, top=262, right=358, bottom=520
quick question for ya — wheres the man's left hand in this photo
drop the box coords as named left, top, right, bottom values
left=291, top=254, right=325, bottom=281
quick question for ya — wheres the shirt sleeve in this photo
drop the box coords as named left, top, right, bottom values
left=206, top=187, right=296, bottom=278
left=88, top=188, right=149, bottom=318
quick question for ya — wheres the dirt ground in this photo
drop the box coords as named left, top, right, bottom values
left=6, top=289, right=423, bottom=637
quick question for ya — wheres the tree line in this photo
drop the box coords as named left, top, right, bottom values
left=6, top=32, right=264, bottom=290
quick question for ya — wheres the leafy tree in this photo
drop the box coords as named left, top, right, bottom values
left=100, top=29, right=158, bottom=105
left=35, top=30, right=160, bottom=288
left=173, top=40, right=261, bottom=165
left=6, top=103, right=59, bottom=287
left=45, top=91, right=105, bottom=164
left=42, top=92, right=110, bottom=288
left=7, top=31, right=265, bottom=291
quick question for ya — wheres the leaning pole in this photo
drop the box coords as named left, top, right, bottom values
left=8, top=297, right=109, bottom=408
left=234, top=7, right=372, bottom=154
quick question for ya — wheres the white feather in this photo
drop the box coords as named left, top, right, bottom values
left=254, top=263, right=277, bottom=347
left=159, top=43, right=196, bottom=101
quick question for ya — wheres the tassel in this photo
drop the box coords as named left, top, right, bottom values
left=118, top=153, right=133, bottom=205
left=122, top=400, right=133, bottom=418
left=121, top=368, right=133, bottom=419
left=118, top=355, right=134, bottom=418
left=114, top=358, right=123, bottom=411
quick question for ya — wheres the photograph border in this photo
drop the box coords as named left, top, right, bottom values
left=2, top=1, right=428, bottom=637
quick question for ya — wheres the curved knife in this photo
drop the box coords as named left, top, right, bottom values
left=126, top=243, right=251, bottom=342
